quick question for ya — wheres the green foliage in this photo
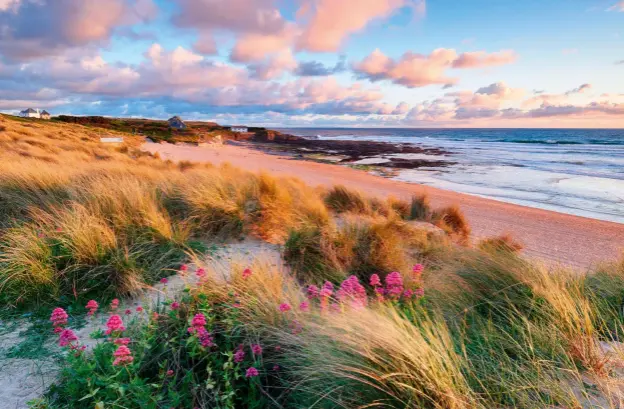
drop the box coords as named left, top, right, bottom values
left=46, top=296, right=270, bottom=409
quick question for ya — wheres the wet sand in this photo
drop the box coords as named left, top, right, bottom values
left=143, top=141, right=624, bottom=269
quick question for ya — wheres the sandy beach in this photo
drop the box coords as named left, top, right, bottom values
left=142, top=142, right=624, bottom=269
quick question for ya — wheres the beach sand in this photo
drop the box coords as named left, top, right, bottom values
left=142, top=142, right=624, bottom=269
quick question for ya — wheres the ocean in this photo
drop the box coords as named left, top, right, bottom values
left=277, top=128, right=624, bottom=224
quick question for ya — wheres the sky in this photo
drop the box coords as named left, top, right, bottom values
left=0, top=0, right=623, bottom=128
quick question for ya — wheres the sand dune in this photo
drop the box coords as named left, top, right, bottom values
left=142, top=141, right=624, bottom=269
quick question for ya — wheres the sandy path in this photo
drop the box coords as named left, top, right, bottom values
left=143, top=142, right=624, bottom=269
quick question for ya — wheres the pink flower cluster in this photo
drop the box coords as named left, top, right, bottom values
left=370, top=270, right=425, bottom=301
left=58, top=329, right=78, bottom=347
left=113, top=345, right=134, bottom=366
left=242, top=268, right=252, bottom=279
left=278, top=303, right=291, bottom=312
left=85, top=300, right=98, bottom=316
left=337, top=275, right=367, bottom=307
left=50, top=307, right=68, bottom=333
left=234, top=347, right=245, bottom=363
left=110, top=299, right=119, bottom=311
left=196, top=268, right=206, bottom=278
left=105, top=315, right=126, bottom=335
left=245, top=367, right=259, bottom=378
left=251, top=344, right=262, bottom=355
left=188, top=313, right=214, bottom=348
left=50, top=308, right=83, bottom=349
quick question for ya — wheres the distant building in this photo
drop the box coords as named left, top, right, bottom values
left=168, top=116, right=187, bottom=130
left=19, top=108, right=40, bottom=118
left=230, top=126, right=248, bottom=133
left=40, top=110, right=51, bottom=120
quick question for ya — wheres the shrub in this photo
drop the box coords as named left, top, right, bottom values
left=409, top=193, right=431, bottom=221
left=478, top=233, right=524, bottom=253
left=324, top=185, right=369, bottom=214
left=432, top=205, right=471, bottom=243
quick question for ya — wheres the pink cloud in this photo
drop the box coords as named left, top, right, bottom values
left=353, top=48, right=517, bottom=88
left=0, top=0, right=158, bottom=61
left=451, top=50, right=517, bottom=68
left=295, top=0, right=417, bottom=52
left=608, top=1, right=624, bottom=11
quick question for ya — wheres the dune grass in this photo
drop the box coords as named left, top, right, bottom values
left=3, top=114, right=624, bottom=409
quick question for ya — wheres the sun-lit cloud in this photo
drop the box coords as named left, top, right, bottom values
left=352, top=48, right=517, bottom=88
left=0, top=0, right=157, bottom=61
left=295, top=0, right=421, bottom=52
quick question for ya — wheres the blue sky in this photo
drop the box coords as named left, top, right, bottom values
left=0, top=0, right=623, bottom=127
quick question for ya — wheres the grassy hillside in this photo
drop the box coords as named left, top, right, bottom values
left=53, top=115, right=238, bottom=143
left=1, top=113, right=624, bottom=409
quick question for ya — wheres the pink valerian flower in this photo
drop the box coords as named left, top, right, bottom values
left=320, top=281, right=334, bottom=297
left=279, top=303, right=291, bottom=312
left=114, top=337, right=131, bottom=346
left=274, top=345, right=282, bottom=352
left=273, top=365, right=280, bottom=371
left=191, top=313, right=207, bottom=327
left=385, top=272, right=403, bottom=287
left=136, top=306, right=144, bottom=313
left=414, top=288, right=425, bottom=298
left=160, top=278, right=169, bottom=284
left=233, top=348, right=245, bottom=363
left=58, top=329, right=78, bottom=347
left=197, top=327, right=215, bottom=348
left=124, top=309, right=132, bottom=315
left=385, top=272, right=404, bottom=299
left=110, top=299, right=119, bottom=311
left=50, top=308, right=68, bottom=330
left=251, top=344, right=262, bottom=355
left=413, top=264, right=424, bottom=275
left=369, top=274, right=381, bottom=287
left=85, top=300, right=99, bottom=316
left=152, top=312, right=160, bottom=320
left=306, top=285, right=319, bottom=299
left=245, top=367, right=259, bottom=378
left=170, top=302, right=180, bottom=310
left=195, top=268, right=206, bottom=278
left=299, top=301, right=310, bottom=312
left=179, top=264, right=188, bottom=273
left=105, top=315, right=126, bottom=335
left=337, top=275, right=367, bottom=307
left=112, top=345, right=134, bottom=366
left=403, top=289, right=414, bottom=298
left=242, top=268, right=252, bottom=279
left=166, top=369, right=174, bottom=377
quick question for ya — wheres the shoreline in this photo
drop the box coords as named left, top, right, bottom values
left=142, top=141, right=624, bottom=269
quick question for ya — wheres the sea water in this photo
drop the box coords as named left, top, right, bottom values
left=279, top=128, right=624, bottom=224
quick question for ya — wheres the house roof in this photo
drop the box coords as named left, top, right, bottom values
left=41, top=110, right=50, bottom=115
left=23, top=108, right=37, bottom=113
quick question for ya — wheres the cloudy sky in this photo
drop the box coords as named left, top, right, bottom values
left=1, top=0, right=623, bottom=127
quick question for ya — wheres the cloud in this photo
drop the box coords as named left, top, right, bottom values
left=451, top=50, right=517, bottom=68
left=608, top=1, right=624, bottom=11
left=247, top=50, right=298, bottom=80
left=295, top=56, right=347, bottom=76
left=172, top=0, right=418, bottom=62
left=615, top=60, right=624, bottom=65
left=0, top=0, right=158, bottom=61
left=0, top=43, right=399, bottom=118
left=353, top=48, right=517, bottom=88
left=295, top=0, right=420, bottom=52
left=565, top=83, right=592, bottom=95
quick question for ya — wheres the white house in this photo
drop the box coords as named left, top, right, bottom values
left=40, top=110, right=51, bottom=120
left=19, top=108, right=40, bottom=118
left=230, top=126, right=248, bottom=133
